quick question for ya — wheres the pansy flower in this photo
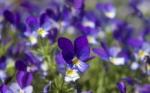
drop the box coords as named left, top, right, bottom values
left=3, top=10, right=27, bottom=32
left=117, top=81, right=126, bottom=93
left=8, top=71, right=33, bottom=93
left=0, top=84, right=9, bottom=93
left=56, top=36, right=92, bottom=82
left=55, top=53, right=80, bottom=82
left=135, top=84, right=150, bottom=93
left=25, top=15, right=51, bottom=45
left=93, top=42, right=126, bottom=65
left=58, top=36, right=91, bottom=73
left=15, top=51, right=42, bottom=73
left=96, top=3, right=116, bottom=19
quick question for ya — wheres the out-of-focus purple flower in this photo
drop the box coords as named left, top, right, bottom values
left=96, top=3, right=116, bottom=19
left=117, top=81, right=126, bottom=93
left=47, top=28, right=58, bottom=44
left=15, top=51, right=42, bottom=72
left=3, top=10, right=27, bottom=32
left=25, top=14, right=56, bottom=45
left=0, top=56, right=7, bottom=70
left=129, top=0, right=145, bottom=20
left=93, top=42, right=126, bottom=65
left=135, top=84, right=150, bottom=93
left=0, top=84, right=9, bottom=93
left=16, top=71, right=33, bottom=90
left=9, top=82, right=33, bottom=93
left=66, top=0, right=85, bottom=10
left=113, top=20, right=133, bottom=44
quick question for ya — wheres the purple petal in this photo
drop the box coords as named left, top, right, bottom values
left=93, top=48, right=109, bottom=61
left=73, top=0, right=84, bottom=10
left=117, top=81, right=126, bottom=93
left=40, top=13, right=49, bottom=26
left=26, top=16, right=39, bottom=30
left=127, top=38, right=143, bottom=48
left=55, top=53, right=66, bottom=74
left=74, top=36, right=90, bottom=61
left=0, top=56, right=6, bottom=70
left=74, top=61, right=89, bottom=73
left=0, top=84, right=8, bottom=93
left=16, top=71, right=33, bottom=89
left=15, top=60, right=27, bottom=71
left=58, top=37, right=74, bottom=62
left=3, top=10, right=15, bottom=24
left=136, top=84, right=150, bottom=93
left=48, top=28, right=58, bottom=43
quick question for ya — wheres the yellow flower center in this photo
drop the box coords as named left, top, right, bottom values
left=29, top=36, right=37, bottom=44
left=37, top=28, right=46, bottom=36
left=138, top=50, right=147, bottom=59
left=19, top=89, right=24, bottom=93
left=66, top=69, right=74, bottom=76
left=72, top=57, right=80, bottom=65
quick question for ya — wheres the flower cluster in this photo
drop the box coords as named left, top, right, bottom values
left=0, top=0, right=150, bottom=93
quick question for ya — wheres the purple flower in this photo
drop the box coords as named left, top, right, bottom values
left=66, top=0, right=85, bottom=10
left=135, top=84, right=150, bottom=93
left=0, top=84, right=9, bottom=93
left=25, top=15, right=52, bottom=45
left=0, top=56, right=6, bottom=70
left=117, top=81, right=126, bottom=93
left=58, top=36, right=90, bottom=73
left=16, top=71, right=33, bottom=89
left=15, top=51, right=42, bottom=72
left=93, top=42, right=126, bottom=65
left=96, top=3, right=116, bottom=19
left=3, top=10, right=27, bottom=32
left=55, top=53, right=80, bottom=82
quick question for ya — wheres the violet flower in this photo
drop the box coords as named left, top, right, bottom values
left=96, top=3, right=116, bottom=19
left=93, top=42, right=126, bottom=65
left=56, top=36, right=92, bottom=82
left=11, top=71, right=33, bottom=93
left=135, top=84, right=150, bottom=93
left=25, top=15, right=51, bottom=45
left=58, top=36, right=90, bottom=73
left=0, top=84, right=9, bottom=93
left=117, top=81, right=126, bottom=93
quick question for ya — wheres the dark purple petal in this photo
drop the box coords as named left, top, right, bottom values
left=40, top=13, right=49, bottom=26
left=58, top=37, right=74, bottom=62
left=74, top=36, right=90, bottom=61
left=100, top=41, right=110, bottom=55
left=16, top=71, right=33, bottom=89
left=117, top=81, right=126, bottom=93
left=48, top=28, right=58, bottom=43
left=93, top=48, right=109, bottom=61
left=3, top=10, right=15, bottom=24
left=0, top=84, right=8, bottom=93
left=26, top=16, right=39, bottom=30
left=15, top=60, right=27, bottom=71
left=0, top=56, right=6, bottom=70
